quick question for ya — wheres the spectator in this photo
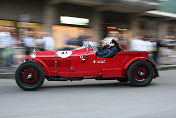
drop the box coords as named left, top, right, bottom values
left=42, top=32, right=55, bottom=51
left=151, top=38, right=161, bottom=64
left=63, top=35, right=79, bottom=50
left=0, top=26, right=5, bottom=70
left=142, top=36, right=153, bottom=52
left=160, top=36, right=176, bottom=65
left=83, top=36, right=98, bottom=51
left=77, top=35, right=87, bottom=47
left=77, top=29, right=89, bottom=46
left=130, top=35, right=147, bottom=51
left=103, top=32, right=119, bottom=45
left=119, top=33, right=128, bottom=50
left=23, top=31, right=35, bottom=55
left=0, top=27, right=14, bottom=70
left=35, top=32, right=44, bottom=51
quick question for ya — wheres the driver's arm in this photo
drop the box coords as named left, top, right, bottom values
left=101, top=47, right=118, bottom=58
left=96, top=47, right=110, bottom=57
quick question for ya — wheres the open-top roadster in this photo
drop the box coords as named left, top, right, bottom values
left=15, top=45, right=159, bottom=90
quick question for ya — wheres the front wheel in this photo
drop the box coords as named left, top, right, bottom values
left=127, top=60, right=154, bottom=87
left=15, top=62, right=45, bottom=90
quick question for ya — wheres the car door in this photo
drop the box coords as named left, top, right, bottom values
left=56, top=50, right=76, bottom=73
left=75, top=48, right=126, bottom=78
left=74, top=48, right=102, bottom=77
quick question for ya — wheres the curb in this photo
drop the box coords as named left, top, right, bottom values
left=0, top=73, right=15, bottom=79
left=158, top=65, right=176, bottom=71
left=0, top=65, right=176, bottom=79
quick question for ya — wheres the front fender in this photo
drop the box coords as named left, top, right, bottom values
left=19, top=56, right=50, bottom=77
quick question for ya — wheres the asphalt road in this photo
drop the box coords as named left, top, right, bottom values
left=0, top=70, right=176, bottom=118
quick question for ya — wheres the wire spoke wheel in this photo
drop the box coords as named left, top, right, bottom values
left=133, top=66, right=147, bottom=82
left=15, top=62, right=45, bottom=90
left=21, top=68, right=38, bottom=84
left=127, top=60, right=154, bottom=87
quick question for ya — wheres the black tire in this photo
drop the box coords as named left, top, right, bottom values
left=116, top=78, right=128, bottom=82
left=127, top=60, right=154, bottom=87
left=15, top=62, right=45, bottom=90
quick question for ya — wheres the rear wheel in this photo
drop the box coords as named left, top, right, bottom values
left=15, top=62, right=45, bottom=90
left=127, top=60, right=154, bottom=87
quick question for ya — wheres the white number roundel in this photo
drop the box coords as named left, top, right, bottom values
left=56, top=51, right=72, bottom=58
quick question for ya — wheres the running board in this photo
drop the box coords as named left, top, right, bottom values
left=48, top=77, right=83, bottom=81
left=47, top=77, right=117, bottom=81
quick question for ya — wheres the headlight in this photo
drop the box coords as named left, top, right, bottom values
left=31, top=48, right=36, bottom=58
left=31, top=53, right=36, bottom=58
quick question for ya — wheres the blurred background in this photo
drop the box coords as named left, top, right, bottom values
left=0, top=0, right=176, bottom=73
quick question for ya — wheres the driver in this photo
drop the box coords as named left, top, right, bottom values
left=97, top=39, right=123, bottom=58
left=96, top=40, right=110, bottom=58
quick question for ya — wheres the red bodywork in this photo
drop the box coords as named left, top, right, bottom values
left=19, top=48, right=157, bottom=79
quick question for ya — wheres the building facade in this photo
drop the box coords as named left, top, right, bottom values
left=0, top=0, right=163, bottom=48
left=140, top=0, right=176, bottom=38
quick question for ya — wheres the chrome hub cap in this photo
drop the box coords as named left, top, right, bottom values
left=139, top=71, right=144, bottom=76
left=134, top=66, right=147, bottom=81
left=21, top=68, right=38, bottom=84
left=27, top=73, right=33, bottom=80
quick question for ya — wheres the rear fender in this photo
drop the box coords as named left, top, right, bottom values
left=146, top=58, right=159, bottom=78
left=123, top=57, right=158, bottom=77
left=19, top=57, right=50, bottom=77
left=146, top=58, right=157, bottom=68
left=123, top=57, right=146, bottom=71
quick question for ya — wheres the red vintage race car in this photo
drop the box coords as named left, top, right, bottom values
left=15, top=45, right=159, bottom=90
